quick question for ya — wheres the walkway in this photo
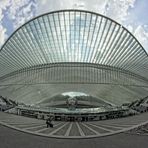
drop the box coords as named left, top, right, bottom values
left=0, top=112, right=148, bottom=138
left=1, top=124, right=148, bottom=148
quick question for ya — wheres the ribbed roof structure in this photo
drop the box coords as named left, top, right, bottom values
left=0, top=10, right=148, bottom=105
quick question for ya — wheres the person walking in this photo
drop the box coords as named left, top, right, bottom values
left=46, top=116, right=54, bottom=128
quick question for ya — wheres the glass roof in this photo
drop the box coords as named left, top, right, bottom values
left=0, top=9, right=148, bottom=80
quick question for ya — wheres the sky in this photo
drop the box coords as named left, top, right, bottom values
left=0, top=0, right=148, bottom=53
left=62, top=92, right=88, bottom=97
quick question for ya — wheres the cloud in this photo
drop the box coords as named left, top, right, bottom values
left=36, top=0, right=110, bottom=15
left=134, top=25, right=148, bottom=52
left=0, top=0, right=10, bottom=46
left=36, top=0, right=135, bottom=23
left=36, top=0, right=76, bottom=15
left=0, top=25, right=7, bottom=46
left=62, top=91, right=88, bottom=96
left=104, top=0, right=135, bottom=23
left=7, top=0, right=37, bottom=29
left=0, top=0, right=36, bottom=47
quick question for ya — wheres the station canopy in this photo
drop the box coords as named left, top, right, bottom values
left=0, top=9, right=148, bottom=106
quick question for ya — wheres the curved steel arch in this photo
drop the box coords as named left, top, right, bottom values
left=0, top=9, right=148, bottom=82
left=1, top=9, right=148, bottom=56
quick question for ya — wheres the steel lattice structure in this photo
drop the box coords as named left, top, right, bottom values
left=0, top=10, right=148, bottom=105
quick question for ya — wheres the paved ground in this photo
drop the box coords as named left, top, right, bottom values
left=1, top=112, right=148, bottom=148
left=1, top=112, right=148, bottom=138
left=1, top=124, right=148, bottom=148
